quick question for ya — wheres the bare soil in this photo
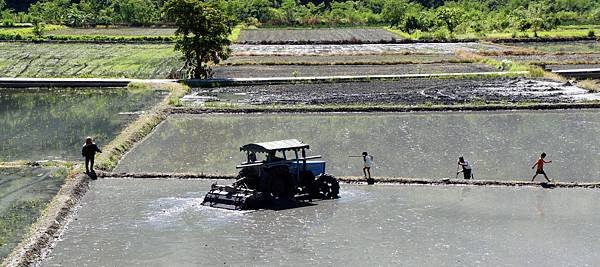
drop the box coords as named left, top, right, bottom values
left=190, top=78, right=592, bottom=105
left=237, top=28, right=401, bottom=44
left=221, top=54, right=464, bottom=65
left=212, top=63, right=497, bottom=78
left=231, top=43, right=511, bottom=56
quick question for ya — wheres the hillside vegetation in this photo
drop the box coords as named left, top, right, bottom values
left=1, top=0, right=600, bottom=38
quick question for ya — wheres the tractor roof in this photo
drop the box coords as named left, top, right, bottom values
left=240, top=139, right=309, bottom=153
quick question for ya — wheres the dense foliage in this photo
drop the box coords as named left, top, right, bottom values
left=163, top=0, right=232, bottom=79
left=2, top=0, right=600, bottom=35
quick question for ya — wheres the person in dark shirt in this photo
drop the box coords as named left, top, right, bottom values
left=82, top=136, right=102, bottom=174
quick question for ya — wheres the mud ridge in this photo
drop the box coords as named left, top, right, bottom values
left=168, top=102, right=600, bottom=114
left=2, top=174, right=91, bottom=267
left=98, top=172, right=600, bottom=189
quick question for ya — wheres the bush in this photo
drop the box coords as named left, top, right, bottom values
left=2, top=18, right=14, bottom=27
left=432, top=27, right=451, bottom=40
left=588, top=29, right=595, bottom=37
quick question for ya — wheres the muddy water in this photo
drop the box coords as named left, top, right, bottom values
left=0, top=167, right=66, bottom=260
left=43, top=179, right=600, bottom=266
left=116, top=111, right=600, bottom=182
left=0, top=88, right=166, bottom=161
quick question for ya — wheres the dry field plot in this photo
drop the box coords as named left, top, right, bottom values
left=222, top=54, right=465, bottom=65
left=237, top=28, right=401, bottom=44
left=231, top=42, right=513, bottom=56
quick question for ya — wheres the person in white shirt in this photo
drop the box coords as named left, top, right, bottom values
left=457, top=156, right=473, bottom=179
left=362, top=151, right=374, bottom=179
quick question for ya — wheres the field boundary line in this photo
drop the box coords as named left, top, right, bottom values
left=97, top=171, right=600, bottom=189
left=168, top=103, right=600, bottom=114
left=185, top=71, right=528, bottom=87
left=0, top=78, right=176, bottom=88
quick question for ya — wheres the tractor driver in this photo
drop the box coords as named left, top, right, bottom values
left=266, top=151, right=284, bottom=162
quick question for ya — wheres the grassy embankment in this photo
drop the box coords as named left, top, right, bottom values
left=386, top=25, right=600, bottom=41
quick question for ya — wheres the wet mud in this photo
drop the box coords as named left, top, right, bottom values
left=186, top=78, right=598, bottom=105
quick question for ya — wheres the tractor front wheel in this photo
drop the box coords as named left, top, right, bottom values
left=313, top=174, right=340, bottom=199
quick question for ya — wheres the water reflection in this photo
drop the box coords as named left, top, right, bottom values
left=0, top=88, right=165, bottom=161
left=116, top=111, right=600, bottom=182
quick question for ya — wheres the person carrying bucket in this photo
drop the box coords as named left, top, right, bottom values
left=531, top=152, right=553, bottom=182
left=457, top=156, right=473, bottom=179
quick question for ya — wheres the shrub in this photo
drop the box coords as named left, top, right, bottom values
left=2, top=18, right=14, bottom=27
left=432, top=27, right=451, bottom=40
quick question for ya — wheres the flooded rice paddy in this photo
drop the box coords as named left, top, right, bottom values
left=507, top=40, right=600, bottom=54
left=0, top=167, right=66, bottom=260
left=211, top=63, right=496, bottom=78
left=0, top=88, right=166, bottom=161
left=116, top=110, right=600, bottom=182
left=44, top=179, right=600, bottom=266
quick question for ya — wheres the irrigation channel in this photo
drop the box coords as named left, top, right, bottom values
left=43, top=179, right=600, bottom=266
left=116, top=110, right=600, bottom=182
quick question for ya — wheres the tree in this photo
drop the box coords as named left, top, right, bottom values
left=163, top=0, right=232, bottom=79
left=381, top=0, right=410, bottom=27
left=435, top=6, right=464, bottom=32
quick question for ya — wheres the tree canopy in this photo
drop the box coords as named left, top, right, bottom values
left=3, top=0, right=600, bottom=34
left=162, top=0, right=232, bottom=79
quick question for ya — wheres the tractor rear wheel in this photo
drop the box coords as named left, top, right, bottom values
left=313, top=174, right=340, bottom=199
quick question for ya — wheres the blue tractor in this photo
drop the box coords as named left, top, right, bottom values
left=201, top=139, right=340, bottom=210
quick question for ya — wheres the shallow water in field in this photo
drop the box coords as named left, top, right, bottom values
left=43, top=179, right=600, bottom=266
left=116, top=110, right=600, bottom=182
left=0, top=88, right=166, bottom=161
left=0, top=167, right=66, bottom=260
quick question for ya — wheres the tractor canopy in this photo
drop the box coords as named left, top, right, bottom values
left=240, top=139, right=309, bottom=153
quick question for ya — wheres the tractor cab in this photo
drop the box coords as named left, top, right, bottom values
left=201, top=139, right=339, bottom=210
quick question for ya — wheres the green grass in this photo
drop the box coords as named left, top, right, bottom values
left=384, top=25, right=600, bottom=41
left=47, top=26, right=176, bottom=37
left=0, top=42, right=180, bottom=78
left=228, top=24, right=244, bottom=42
left=383, top=26, right=412, bottom=39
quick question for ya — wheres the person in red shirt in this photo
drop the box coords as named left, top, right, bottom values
left=531, top=152, right=552, bottom=182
